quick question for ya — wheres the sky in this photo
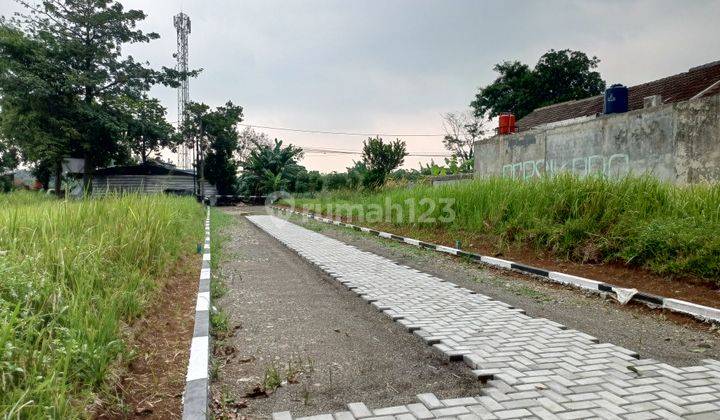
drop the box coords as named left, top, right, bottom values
left=2, top=0, right=719, bottom=172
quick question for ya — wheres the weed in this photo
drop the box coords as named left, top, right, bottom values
left=512, top=285, right=553, bottom=302
left=302, top=385, right=311, bottom=406
left=211, top=279, right=229, bottom=300
left=262, top=364, right=282, bottom=392
left=211, top=310, right=230, bottom=336
left=210, top=358, right=221, bottom=381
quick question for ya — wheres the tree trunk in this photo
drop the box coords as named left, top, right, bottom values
left=82, top=153, right=92, bottom=196
left=54, top=159, right=62, bottom=197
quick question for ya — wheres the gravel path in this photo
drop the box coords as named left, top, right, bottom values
left=211, top=209, right=483, bottom=418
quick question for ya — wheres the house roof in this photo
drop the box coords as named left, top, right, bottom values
left=516, top=60, right=720, bottom=132
left=93, top=162, right=195, bottom=177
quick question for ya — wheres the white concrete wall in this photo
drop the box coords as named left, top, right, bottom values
left=474, top=93, right=720, bottom=184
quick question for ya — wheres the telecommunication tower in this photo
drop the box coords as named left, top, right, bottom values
left=174, top=12, right=191, bottom=168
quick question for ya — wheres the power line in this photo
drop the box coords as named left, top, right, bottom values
left=302, top=146, right=450, bottom=158
left=240, top=123, right=446, bottom=137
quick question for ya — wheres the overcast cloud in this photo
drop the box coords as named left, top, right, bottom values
left=2, top=0, right=719, bottom=171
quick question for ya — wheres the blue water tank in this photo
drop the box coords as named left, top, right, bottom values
left=604, top=84, right=629, bottom=114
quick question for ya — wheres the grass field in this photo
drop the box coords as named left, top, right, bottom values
left=289, top=175, right=720, bottom=282
left=0, top=191, right=204, bottom=418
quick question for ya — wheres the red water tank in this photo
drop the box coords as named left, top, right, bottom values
left=498, top=113, right=516, bottom=135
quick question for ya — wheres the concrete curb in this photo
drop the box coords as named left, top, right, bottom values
left=272, top=206, right=720, bottom=324
left=182, top=207, right=212, bottom=419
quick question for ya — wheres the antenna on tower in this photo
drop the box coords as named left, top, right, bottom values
left=174, top=12, right=191, bottom=169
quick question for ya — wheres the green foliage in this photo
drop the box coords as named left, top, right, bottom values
left=0, top=193, right=203, bottom=417
left=324, top=171, right=351, bottom=190
left=291, top=175, right=720, bottom=282
left=292, top=169, right=324, bottom=194
left=238, top=139, right=304, bottom=195
left=183, top=101, right=244, bottom=195
left=0, top=139, right=18, bottom=173
left=263, top=364, right=282, bottom=392
left=361, top=136, right=408, bottom=189
left=471, top=49, right=606, bottom=120
left=116, top=94, right=177, bottom=163
left=211, top=310, right=230, bottom=334
left=0, top=0, right=194, bottom=188
left=346, top=160, right=367, bottom=189
left=0, top=140, right=18, bottom=192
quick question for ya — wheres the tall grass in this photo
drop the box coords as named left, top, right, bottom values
left=0, top=192, right=203, bottom=418
left=290, top=175, right=720, bottom=281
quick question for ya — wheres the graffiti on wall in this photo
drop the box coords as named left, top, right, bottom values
left=501, top=153, right=630, bottom=179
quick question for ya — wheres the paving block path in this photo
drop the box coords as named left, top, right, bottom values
left=247, top=215, right=720, bottom=420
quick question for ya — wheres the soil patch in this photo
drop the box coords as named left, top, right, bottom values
left=95, top=253, right=200, bottom=419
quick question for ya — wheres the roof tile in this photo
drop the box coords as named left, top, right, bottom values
left=516, top=60, right=720, bottom=131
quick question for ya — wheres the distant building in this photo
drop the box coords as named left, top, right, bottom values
left=1, top=169, right=41, bottom=190
left=91, top=161, right=217, bottom=198
left=474, top=61, right=720, bottom=184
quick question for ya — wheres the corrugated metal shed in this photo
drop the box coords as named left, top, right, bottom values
left=91, top=162, right=217, bottom=197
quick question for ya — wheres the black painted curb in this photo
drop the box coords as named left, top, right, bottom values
left=272, top=206, right=720, bottom=324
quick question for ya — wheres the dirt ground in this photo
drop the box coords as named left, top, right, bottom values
left=211, top=209, right=483, bottom=419
left=95, top=253, right=200, bottom=419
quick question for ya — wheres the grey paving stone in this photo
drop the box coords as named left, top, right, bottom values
left=406, top=403, right=433, bottom=419
left=347, top=402, right=372, bottom=418
left=372, top=405, right=408, bottom=416
left=430, top=406, right=471, bottom=417
left=273, top=411, right=293, bottom=420
left=416, top=393, right=443, bottom=410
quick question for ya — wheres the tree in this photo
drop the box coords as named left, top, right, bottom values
left=118, top=95, right=176, bottom=163
left=0, top=24, right=80, bottom=194
left=471, top=49, right=605, bottom=120
left=182, top=101, right=244, bottom=195
left=0, top=138, right=19, bottom=191
left=441, top=110, right=485, bottom=164
left=0, top=0, right=195, bottom=192
left=291, top=168, right=324, bottom=194
left=324, top=171, right=350, bottom=191
left=361, top=136, right=407, bottom=189
left=0, top=138, right=19, bottom=173
left=237, top=127, right=271, bottom=163
left=346, top=161, right=367, bottom=190
left=238, top=139, right=304, bottom=195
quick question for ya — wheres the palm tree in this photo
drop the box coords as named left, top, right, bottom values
left=239, top=139, right=303, bottom=195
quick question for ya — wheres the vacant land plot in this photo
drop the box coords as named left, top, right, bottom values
left=289, top=176, right=720, bottom=305
left=0, top=192, right=203, bottom=418
left=291, top=176, right=720, bottom=282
